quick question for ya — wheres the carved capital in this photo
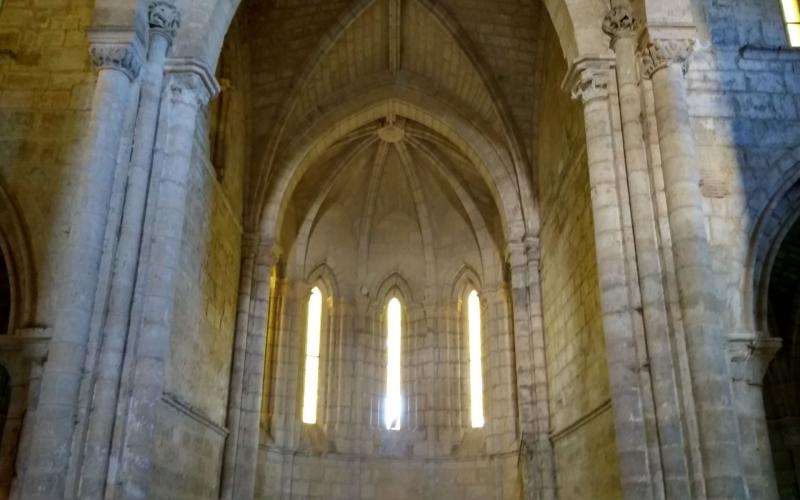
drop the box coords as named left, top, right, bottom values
left=728, top=335, right=782, bottom=386
left=638, top=38, right=695, bottom=78
left=164, top=58, right=221, bottom=108
left=602, top=6, right=640, bottom=43
left=563, top=57, right=615, bottom=104
left=149, top=0, right=181, bottom=43
left=87, top=29, right=144, bottom=80
left=523, top=235, right=540, bottom=261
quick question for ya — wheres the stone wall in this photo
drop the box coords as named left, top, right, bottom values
left=687, top=2, right=800, bottom=496
left=151, top=22, right=248, bottom=499
left=256, top=447, right=520, bottom=500
left=535, top=20, right=622, bottom=500
left=690, top=0, right=800, bottom=335
left=0, top=6, right=101, bottom=497
left=0, top=0, right=96, bottom=327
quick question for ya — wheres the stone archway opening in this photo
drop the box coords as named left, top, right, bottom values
left=764, top=214, right=800, bottom=499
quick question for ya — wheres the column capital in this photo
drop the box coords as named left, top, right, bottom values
left=727, top=334, right=782, bottom=385
left=149, top=0, right=181, bottom=44
left=602, top=6, right=641, bottom=44
left=562, top=56, right=615, bottom=104
left=87, top=28, right=144, bottom=80
left=638, top=38, right=695, bottom=78
left=506, top=240, right=527, bottom=267
left=164, top=58, right=221, bottom=107
left=523, top=235, right=540, bottom=260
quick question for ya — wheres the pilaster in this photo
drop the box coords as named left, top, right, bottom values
left=565, top=55, right=657, bottom=500
left=113, top=58, right=218, bottom=500
left=14, top=30, right=141, bottom=500
left=638, top=27, right=750, bottom=499
left=605, top=6, right=693, bottom=498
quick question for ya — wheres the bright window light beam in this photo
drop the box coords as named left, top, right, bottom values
left=468, top=290, right=485, bottom=428
left=302, top=287, right=322, bottom=424
left=385, top=298, right=402, bottom=430
left=782, top=0, right=800, bottom=46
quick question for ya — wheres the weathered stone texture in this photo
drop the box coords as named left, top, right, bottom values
left=150, top=400, right=226, bottom=500
left=165, top=113, right=242, bottom=426
left=256, top=448, right=520, bottom=500
left=4, top=0, right=800, bottom=498
left=0, top=0, right=96, bottom=325
left=536, top=22, right=620, bottom=500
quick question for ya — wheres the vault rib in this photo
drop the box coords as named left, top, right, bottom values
left=293, top=137, right=379, bottom=277
left=407, top=137, right=501, bottom=279
left=389, top=0, right=402, bottom=75
left=395, top=141, right=437, bottom=295
left=357, top=141, right=391, bottom=286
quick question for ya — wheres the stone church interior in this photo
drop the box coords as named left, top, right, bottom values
left=2, top=0, right=800, bottom=498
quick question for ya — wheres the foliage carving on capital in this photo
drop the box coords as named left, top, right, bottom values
left=90, top=43, right=143, bottom=80
left=164, top=58, right=221, bottom=108
left=167, top=73, right=212, bottom=108
left=602, top=6, right=640, bottom=42
left=570, top=66, right=610, bottom=104
left=638, top=39, right=696, bottom=78
left=149, top=0, right=181, bottom=42
left=727, top=335, right=782, bottom=385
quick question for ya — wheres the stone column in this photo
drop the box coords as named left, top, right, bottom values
left=728, top=335, right=781, bottom=499
left=640, top=37, right=748, bottom=499
left=507, top=241, right=537, bottom=444
left=566, top=57, right=656, bottom=500
left=9, top=333, right=50, bottom=500
left=603, top=8, right=693, bottom=498
left=14, top=32, right=142, bottom=500
left=522, top=236, right=556, bottom=500
left=221, top=236, right=272, bottom=500
left=79, top=5, right=180, bottom=498
left=220, top=233, right=256, bottom=500
left=114, top=60, right=218, bottom=500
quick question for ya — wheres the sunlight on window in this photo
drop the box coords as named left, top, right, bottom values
left=782, top=0, right=800, bottom=46
left=302, top=287, right=322, bottom=424
left=385, top=298, right=402, bottom=430
left=468, top=290, right=485, bottom=428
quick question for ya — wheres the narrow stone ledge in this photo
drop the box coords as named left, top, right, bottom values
left=739, top=45, right=800, bottom=61
left=162, top=392, right=230, bottom=438
left=549, top=398, right=613, bottom=443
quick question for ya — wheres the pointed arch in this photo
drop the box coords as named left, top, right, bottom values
left=744, top=146, right=800, bottom=334
left=168, top=0, right=595, bottom=89
left=372, top=271, right=415, bottom=310
left=256, top=83, right=528, bottom=247
left=0, top=181, right=35, bottom=333
left=305, top=262, right=341, bottom=304
left=450, top=264, right=483, bottom=303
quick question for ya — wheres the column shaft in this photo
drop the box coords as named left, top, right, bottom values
left=523, top=240, right=556, bottom=500
left=230, top=243, right=271, bottom=498
left=17, top=45, right=138, bottom=499
left=569, top=59, right=655, bottom=500
left=646, top=41, right=747, bottom=498
left=80, top=31, right=172, bottom=500
left=220, top=235, right=257, bottom=500
left=114, top=66, right=216, bottom=499
left=605, top=9, right=693, bottom=497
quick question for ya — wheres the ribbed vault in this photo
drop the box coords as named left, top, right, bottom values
left=242, top=0, right=541, bottom=237
left=283, top=117, right=504, bottom=292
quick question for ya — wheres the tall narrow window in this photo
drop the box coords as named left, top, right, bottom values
left=385, top=297, right=402, bottom=430
left=782, top=0, right=800, bottom=46
left=302, top=287, right=322, bottom=424
left=468, top=290, right=485, bottom=428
